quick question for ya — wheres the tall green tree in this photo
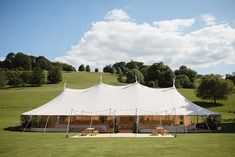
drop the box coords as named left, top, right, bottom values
left=175, top=74, right=195, bottom=88
left=95, top=68, right=99, bottom=72
left=30, top=67, right=45, bottom=86
left=47, top=67, right=62, bottom=84
left=14, top=53, right=32, bottom=70
left=174, top=65, right=197, bottom=82
left=6, top=71, right=23, bottom=86
left=85, top=65, right=90, bottom=72
left=196, top=74, right=234, bottom=104
left=126, top=69, right=144, bottom=84
left=78, top=64, right=85, bottom=71
left=0, top=70, right=7, bottom=88
left=146, top=62, right=173, bottom=87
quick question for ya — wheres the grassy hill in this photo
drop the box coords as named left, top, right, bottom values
left=0, top=71, right=235, bottom=157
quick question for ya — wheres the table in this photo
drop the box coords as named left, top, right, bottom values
left=155, top=127, right=165, bottom=135
left=86, top=127, right=95, bottom=136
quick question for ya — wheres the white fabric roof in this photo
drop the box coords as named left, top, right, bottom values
left=22, top=82, right=217, bottom=116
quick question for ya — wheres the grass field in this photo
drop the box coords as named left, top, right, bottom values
left=0, top=72, right=235, bottom=157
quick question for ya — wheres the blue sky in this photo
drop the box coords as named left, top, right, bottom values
left=0, top=0, right=235, bottom=74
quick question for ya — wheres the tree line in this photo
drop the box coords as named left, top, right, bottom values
left=0, top=52, right=76, bottom=71
left=0, top=52, right=76, bottom=88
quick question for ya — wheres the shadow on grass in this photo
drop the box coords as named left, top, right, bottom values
left=3, top=126, right=22, bottom=132
left=193, top=101, right=223, bottom=108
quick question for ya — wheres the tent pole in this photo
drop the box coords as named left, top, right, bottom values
left=66, top=109, right=73, bottom=138
left=174, top=108, right=177, bottom=137
left=23, top=115, right=32, bottom=132
left=44, top=115, right=50, bottom=133
left=204, top=116, right=211, bottom=133
left=113, top=110, right=116, bottom=134
left=184, top=115, right=187, bottom=133
left=109, top=108, right=112, bottom=137
left=136, top=108, right=138, bottom=136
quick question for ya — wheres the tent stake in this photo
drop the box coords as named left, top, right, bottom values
left=23, top=115, right=32, bottom=132
left=44, top=115, right=50, bottom=133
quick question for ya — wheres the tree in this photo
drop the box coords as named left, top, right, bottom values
left=103, top=65, right=116, bottom=74
left=226, top=72, right=235, bottom=85
left=78, top=64, right=85, bottom=71
left=3, top=52, right=15, bottom=69
left=175, top=74, right=195, bottom=88
left=47, top=67, right=62, bottom=84
left=174, top=65, right=197, bottom=82
left=30, top=67, right=45, bottom=86
left=6, top=71, right=23, bottom=86
left=21, top=71, right=32, bottom=84
left=117, top=74, right=124, bottom=83
left=95, top=68, right=99, bottom=72
left=0, top=70, right=7, bottom=88
left=35, top=56, right=50, bottom=70
left=146, top=62, right=173, bottom=87
left=196, top=74, right=234, bottom=104
left=116, top=67, right=123, bottom=75
left=14, top=53, right=32, bottom=70
left=85, top=65, right=90, bottom=72
left=126, top=69, right=144, bottom=84
left=126, top=60, right=143, bottom=70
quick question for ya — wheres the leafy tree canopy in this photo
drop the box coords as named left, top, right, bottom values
left=196, top=74, right=234, bottom=104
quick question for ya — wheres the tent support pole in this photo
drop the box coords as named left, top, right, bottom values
left=109, top=108, right=112, bottom=137
left=44, top=115, right=50, bottom=133
left=136, top=108, right=138, bottom=136
left=113, top=110, right=116, bottom=134
left=66, top=116, right=71, bottom=137
left=204, top=116, right=211, bottom=133
left=66, top=109, right=73, bottom=138
left=90, top=114, right=92, bottom=128
left=184, top=115, right=187, bottom=133
left=174, top=108, right=177, bottom=137
left=23, top=115, right=32, bottom=132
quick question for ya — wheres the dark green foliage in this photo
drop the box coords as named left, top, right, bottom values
left=21, top=71, right=32, bottom=84
left=35, top=56, right=50, bottom=70
left=30, top=67, right=45, bottom=86
left=14, top=53, right=32, bottom=70
left=148, top=80, right=157, bottom=88
left=226, top=72, right=235, bottom=85
left=103, top=65, right=116, bottom=74
left=3, top=52, right=15, bottom=69
left=85, top=65, right=90, bottom=72
left=126, top=60, right=143, bottom=70
left=174, top=65, right=197, bottom=82
left=47, top=67, right=62, bottom=84
left=146, top=62, right=173, bottom=87
left=116, top=67, right=123, bottom=75
left=6, top=71, right=23, bottom=86
left=175, top=74, right=195, bottom=88
left=112, top=62, right=126, bottom=69
left=78, top=64, right=85, bottom=71
left=117, top=74, right=124, bottom=83
left=196, top=74, right=234, bottom=104
left=126, top=69, right=144, bottom=84
left=95, top=68, right=99, bottom=72
left=2, top=52, right=75, bottom=72
left=0, top=70, right=7, bottom=88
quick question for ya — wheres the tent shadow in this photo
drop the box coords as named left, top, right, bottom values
left=3, top=126, right=22, bottom=132
left=193, top=101, right=223, bottom=108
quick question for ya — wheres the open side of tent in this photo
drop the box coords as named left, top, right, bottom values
left=22, top=82, right=218, bottom=116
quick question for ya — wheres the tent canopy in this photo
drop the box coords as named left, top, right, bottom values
left=22, top=82, right=218, bottom=116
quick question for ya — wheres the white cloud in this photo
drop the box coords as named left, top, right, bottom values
left=0, top=57, right=5, bottom=61
left=55, top=9, right=235, bottom=70
left=153, top=19, right=195, bottom=32
left=201, top=13, right=216, bottom=26
left=105, top=9, right=131, bottom=22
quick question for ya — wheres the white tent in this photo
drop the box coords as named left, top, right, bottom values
left=22, top=82, right=217, bottom=116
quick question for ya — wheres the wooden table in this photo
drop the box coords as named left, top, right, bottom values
left=155, top=127, right=165, bottom=135
left=86, top=127, right=95, bottom=136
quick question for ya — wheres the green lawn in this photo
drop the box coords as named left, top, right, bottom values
left=0, top=72, right=235, bottom=157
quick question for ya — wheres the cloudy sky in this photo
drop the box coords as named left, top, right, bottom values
left=1, top=0, right=235, bottom=74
